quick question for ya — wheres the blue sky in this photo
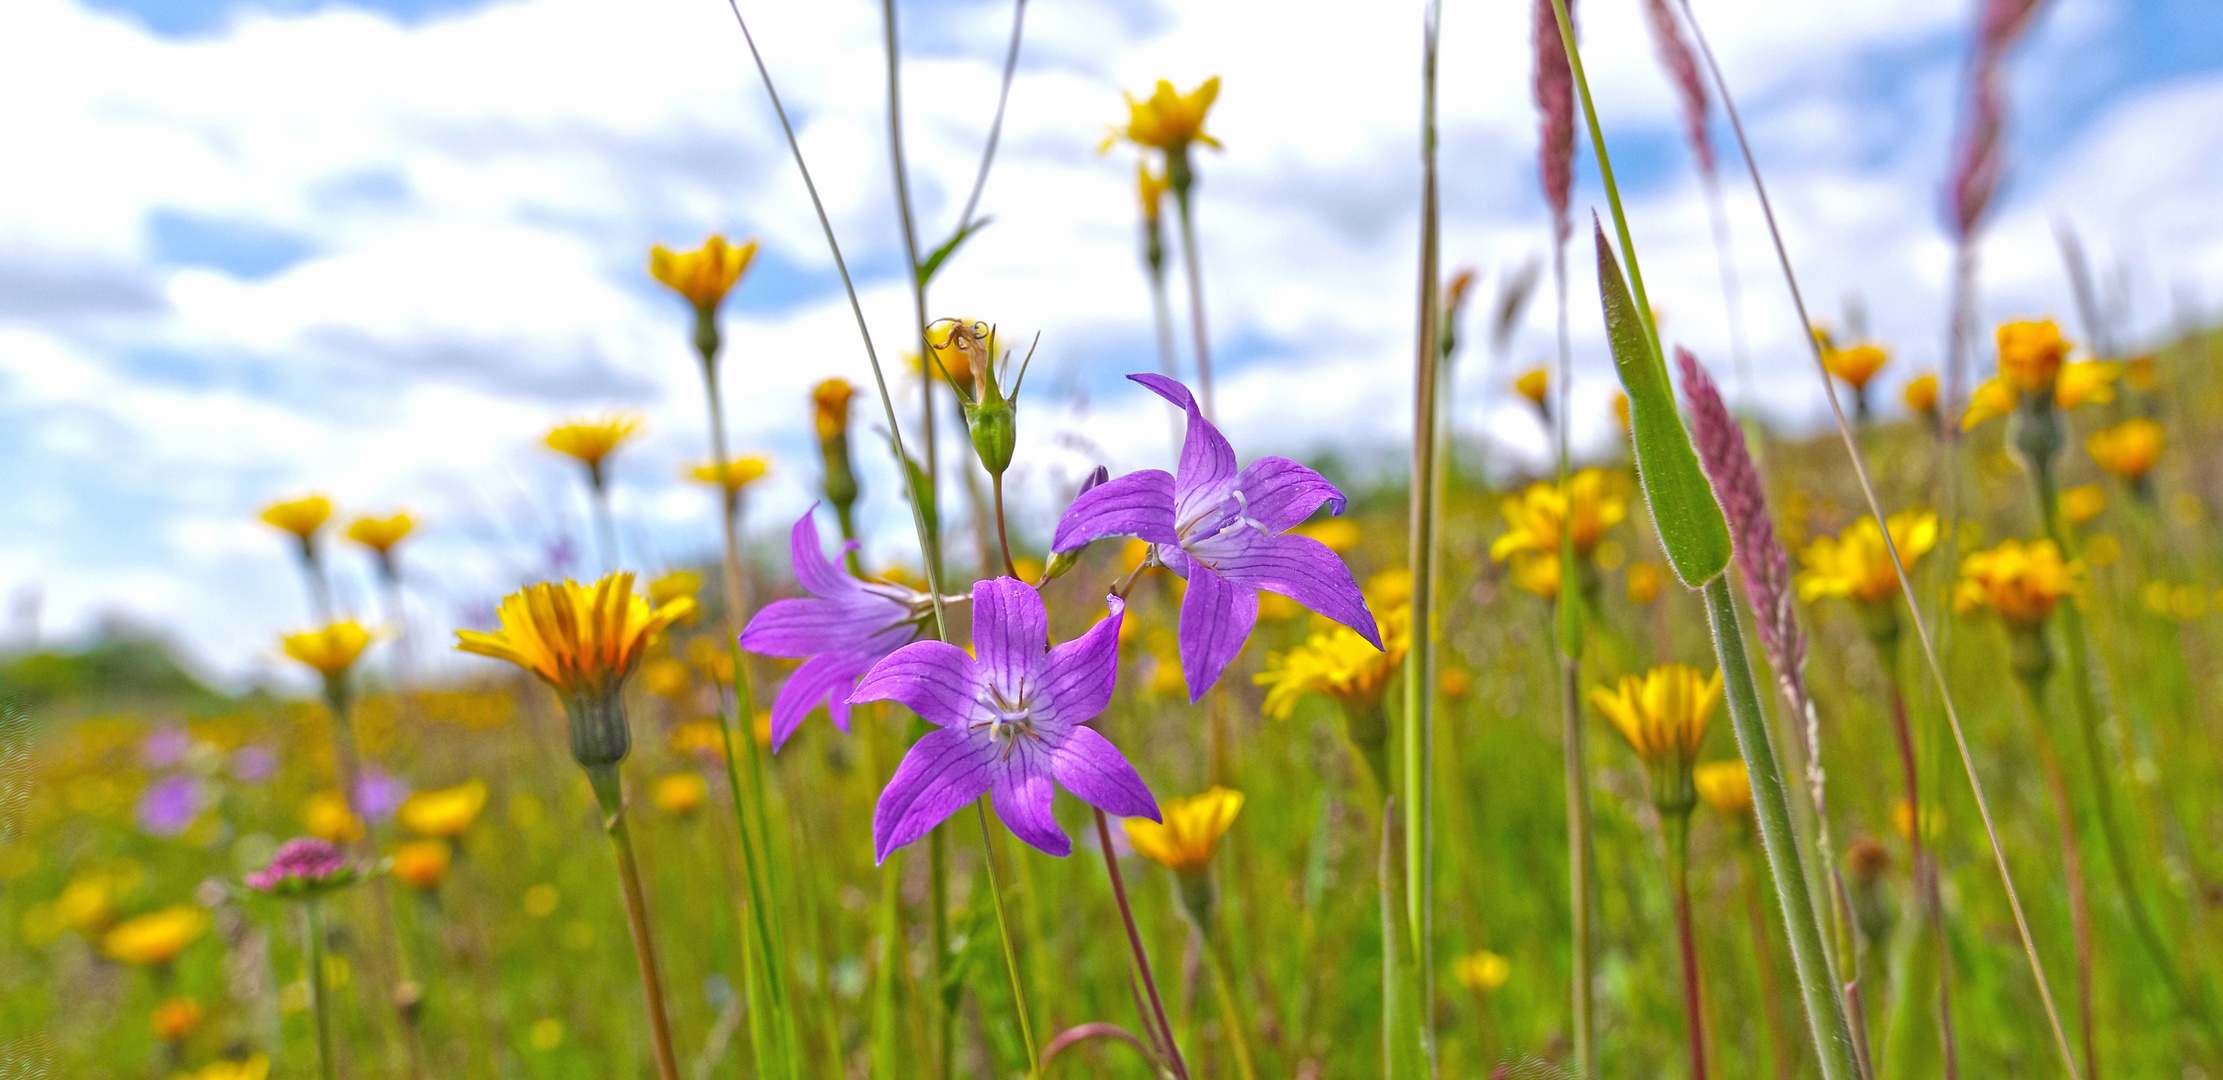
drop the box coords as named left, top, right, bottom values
left=5, top=0, right=2223, bottom=686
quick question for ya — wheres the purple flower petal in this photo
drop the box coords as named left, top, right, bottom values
left=1129, top=373, right=1236, bottom=512
left=1037, top=596, right=1124, bottom=726
left=990, top=755, right=1070, bottom=857
left=873, top=728, right=996, bottom=864
left=136, top=774, right=204, bottom=836
left=787, top=505, right=857, bottom=598
left=354, top=770, right=410, bottom=822
left=768, top=653, right=869, bottom=749
left=741, top=595, right=904, bottom=658
left=1202, top=530, right=1380, bottom=648
left=851, top=641, right=982, bottom=730
left=1232, top=456, right=1347, bottom=533
left=1050, top=725, right=1159, bottom=822
left=971, top=578, right=1047, bottom=694
left=1177, top=567, right=1260, bottom=702
left=1050, top=469, right=1178, bottom=554
left=139, top=728, right=191, bottom=770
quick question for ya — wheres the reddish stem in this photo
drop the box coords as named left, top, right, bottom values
left=1094, top=809, right=1189, bottom=1080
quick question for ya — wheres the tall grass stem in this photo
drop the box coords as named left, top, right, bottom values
left=1402, top=0, right=1444, bottom=1059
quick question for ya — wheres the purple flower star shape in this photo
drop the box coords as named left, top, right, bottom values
left=740, top=507, right=944, bottom=751
left=1051, top=373, right=1380, bottom=700
left=851, top=577, right=1158, bottom=862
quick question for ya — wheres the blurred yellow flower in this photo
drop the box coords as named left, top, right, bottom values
left=650, top=772, right=708, bottom=817
left=1903, top=373, right=1938, bottom=414
left=643, top=657, right=693, bottom=700
left=2053, top=360, right=2122, bottom=409
left=1890, top=798, right=1944, bottom=842
left=690, top=456, right=769, bottom=495
left=649, top=235, right=758, bottom=311
left=1104, top=77, right=1221, bottom=154
left=1612, top=392, right=1630, bottom=434
left=1137, top=161, right=1170, bottom=225
left=344, top=514, right=413, bottom=554
left=1514, top=367, right=1549, bottom=408
left=1295, top=517, right=1362, bottom=554
left=1124, top=786, right=1243, bottom=875
left=687, top=636, right=736, bottom=686
left=1452, top=949, right=1510, bottom=994
left=1255, top=605, right=1410, bottom=720
left=261, top=496, right=330, bottom=541
left=103, top=904, right=206, bottom=966
left=1794, top=510, right=1938, bottom=606
left=390, top=840, right=452, bottom=890
left=813, top=379, right=855, bottom=441
left=544, top=416, right=641, bottom=470
left=57, top=871, right=119, bottom=932
left=1824, top=343, right=1887, bottom=390
left=1509, top=551, right=1561, bottom=600
left=648, top=569, right=702, bottom=613
left=172, top=1055, right=271, bottom=1080
left=2060, top=484, right=2106, bottom=526
left=1438, top=667, right=1472, bottom=699
left=523, top=883, right=560, bottom=918
left=1997, top=319, right=2070, bottom=392
left=1959, top=377, right=2017, bottom=430
left=1693, top=760, right=1752, bottom=817
left=1954, top=538, right=2081, bottom=627
left=1625, top=561, right=1662, bottom=607
left=2125, top=353, right=2159, bottom=391
left=455, top=573, right=694, bottom=702
left=152, top=997, right=203, bottom=1043
left=281, top=621, right=371, bottom=679
left=1592, top=665, right=1720, bottom=810
left=397, top=780, right=487, bottom=839
left=2086, top=418, right=2163, bottom=481
left=2083, top=534, right=2121, bottom=567
left=303, top=791, right=365, bottom=844
left=1491, top=469, right=1626, bottom=564
left=1365, top=568, right=1413, bottom=609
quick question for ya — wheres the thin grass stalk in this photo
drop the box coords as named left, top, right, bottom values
left=1148, top=256, right=1183, bottom=454
left=1173, top=192, right=1216, bottom=421
left=1548, top=208, right=1595, bottom=1080
left=714, top=708, right=799, bottom=1080
left=954, top=0, right=1026, bottom=233
left=1401, top=0, right=1444, bottom=1060
left=1667, top=4, right=2079, bottom=1069
left=882, top=0, right=938, bottom=500
left=1093, top=809, right=1189, bottom=1080
left=589, top=475, right=620, bottom=575
left=304, top=898, right=337, bottom=1080
left=1882, top=659, right=1957, bottom=1078
left=1702, top=577, right=1861, bottom=1080
left=587, top=765, right=682, bottom=1080
left=974, top=803, right=1040, bottom=1077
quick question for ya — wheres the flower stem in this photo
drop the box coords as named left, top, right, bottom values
left=304, top=898, right=337, bottom=1080
left=1146, top=250, right=1183, bottom=454
left=993, top=472, right=1018, bottom=579
left=1668, top=811, right=1710, bottom=1080
left=1736, top=841, right=1800, bottom=1080
left=1173, top=187, right=1215, bottom=422
left=1093, top=808, right=1189, bottom=1080
left=929, top=826, right=955, bottom=1080
left=588, top=765, right=682, bottom=1080
left=1702, top=576, right=1860, bottom=1080
left=1560, top=655, right=1595, bottom=1073
left=2015, top=674, right=2097, bottom=1080
left=588, top=469, right=620, bottom=575
left=1402, top=2, right=1444, bottom=1055
left=1883, top=664, right=1958, bottom=1079
left=974, top=802, right=1040, bottom=1077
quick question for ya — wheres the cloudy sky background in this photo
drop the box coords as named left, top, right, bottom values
left=5, top=0, right=2222, bottom=689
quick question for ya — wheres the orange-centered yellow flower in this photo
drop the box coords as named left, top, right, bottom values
left=690, top=456, right=768, bottom=495
left=1954, top=538, right=2081, bottom=627
left=390, top=840, right=452, bottom=890
left=1104, top=77, right=1221, bottom=154
left=103, top=904, right=207, bottom=966
left=1515, top=367, right=1549, bottom=408
left=1997, top=319, right=2071, bottom=393
left=281, top=621, right=372, bottom=679
left=1124, top=786, right=1243, bottom=875
left=1903, top=373, right=1938, bottom=414
left=1452, top=950, right=1511, bottom=994
left=1490, top=468, right=1627, bottom=563
left=261, top=496, right=331, bottom=541
left=649, top=235, right=759, bottom=311
left=345, top=513, right=413, bottom=554
left=1693, top=760, right=1752, bottom=817
left=397, top=780, right=487, bottom=839
left=152, top=997, right=205, bottom=1043
left=454, top=573, right=695, bottom=702
left=1794, top=510, right=1938, bottom=606
left=2053, top=360, right=2122, bottom=409
left=1824, top=343, right=1888, bottom=390
left=813, top=379, right=855, bottom=441
left=1254, top=605, right=1410, bottom=720
left=2086, top=418, right=2163, bottom=481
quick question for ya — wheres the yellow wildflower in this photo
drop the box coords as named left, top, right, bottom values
left=397, top=780, right=487, bottom=839
left=1509, top=551, right=1561, bottom=600
left=1365, top=568, right=1414, bottom=609
left=1438, top=667, right=1472, bottom=699
left=173, top=1055, right=272, bottom=1080
left=1824, top=343, right=1888, bottom=390
left=261, top=496, right=330, bottom=541
left=1891, top=799, right=1944, bottom=842
left=1959, top=377, right=2017, bottom=430
left=1452, top=950, right=1511, bottom=994
left=1295, top=517, right=1362, bottom=554
left=1124, top=786, right=1243, bottom=876
left=2125, top=353, right=2158, bottom=392
left=1693, top=760, right=1752, bottom=817
left=690, top=456, right=769, bottom=495
left=648, top=571, right=702, bottom=624
left=344, top=514, right=412, bottom=554
left=2053, top=360, right=2122, bottom=409
left=651, top=772, right=709, bottom=817
left=813, top=379, right=855, bottom=440
left=1903, top=373, right=1938, bottom=414
left=103, top=904, right=207, bottom=966
left=545, top=416, right=640, bottom=471
left=1491, top=469, right=1626, bottom=563
left=1255, top=605, right=1411, bottom=720
left=1954, top=538, right=2081, bottom=627
left=687, top=636, right=736, bottom=685
left=454, top=573, right=694, bottom=702
left=389, top=840, right=452, bottom=890
left=643, top=656, right=693, bottom=700
left=1137, top=161, right=1170, bottom=226
left=1514, top=367, right=1549, bottom=408
left=1625, top=561, right=1662, bottom=607
left=1104, top=77, right=1221, bottom=154
left=1591, top=665, right=1720, bottom=810
left=649, top=235, right=758, bottom=311
left=1612, top=392, right=1630, bottom=434
left=152, top=996, right=204, bottom=1043
left=2086, top=418, right=2163, bottom=481
left=281, top=622, right=371, bottom=679
left=1794, top=510, right=1938, bottom=606
left=303, top=791, right=364, bottom=844
left=2060, top=484, right=2106, bottom=527
left=1997, top=319, right=2070, bottom=392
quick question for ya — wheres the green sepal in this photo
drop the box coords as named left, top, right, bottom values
left=1593, top=221, right=1732, bottom=586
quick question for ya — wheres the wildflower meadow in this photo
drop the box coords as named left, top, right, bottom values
left=7, top=1, right=2223, bottom=1078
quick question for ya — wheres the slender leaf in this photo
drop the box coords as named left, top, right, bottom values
left=917, top=217, right=992, bottom=287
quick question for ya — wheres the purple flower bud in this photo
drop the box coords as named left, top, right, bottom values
left=247, top=837, right=355, bottom=897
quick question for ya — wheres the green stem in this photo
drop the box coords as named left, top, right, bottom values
left=929, top=825, right=955, bottom=1080
left=1202, top=931, right=1260, bottom=1080
left=1560, top=655, right=1594, bottom=1074
left=305, top=899, right=337, bottom=1080
left=1173, top=187, right=1216, bottom=422
left=1403, top=0, right=1443, bottom=1048
left=2014, top=673, right=2098, bottom=1080
left=1668, top=811, right=1709, bottom=1080
left=588, top=765, right=682, bottom=1080
left=1703, top=577, right=1861, bottom=1080
left=715, top=691, right=801, bottom=1079
left=976, top=802, right=1040, bottom=1077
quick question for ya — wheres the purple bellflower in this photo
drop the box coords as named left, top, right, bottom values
left=741, top=507, right=947, bottom=751
left=852, top=577, right=1158, bottom=862
left=1051, top=374, right=1380, bottom=700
